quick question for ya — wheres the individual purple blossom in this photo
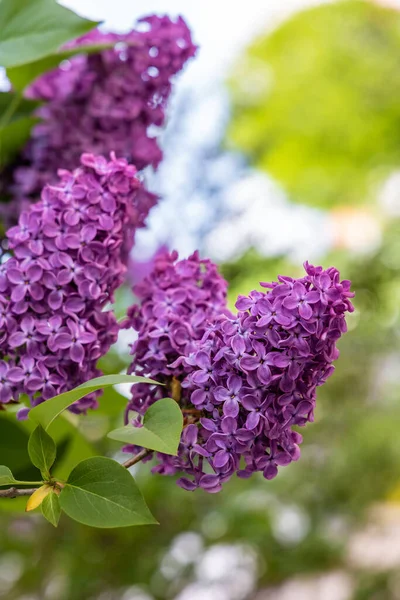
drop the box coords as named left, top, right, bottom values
left=282, top=281, right=320, bottom=320
left=53, top=319, right=97, bottom=364
left=26, top=363, right=64, bottom=400
left=241, top=393, right=270, bottom=430
left=240, top=341, right=275, bottom=385
left=7, top=263, right=44, bottom=302
left=8, top=315, right=44, bottom=353
left=0, top=360, right=26, bottom=403
left=0, top=152, right=155, bottom=414
left=124, top=254, right=354, bottom=493
left=214, top=374, right=243, bottom=418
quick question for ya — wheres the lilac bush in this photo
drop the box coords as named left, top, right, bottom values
left=125, top=253, right=354, bottom=492
left=0, top=152, right=156, bottom=417
left=1, top=15, right=196, bottom=224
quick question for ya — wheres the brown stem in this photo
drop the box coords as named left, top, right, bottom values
left=0, top=487, right=38, bottom=498
left=122, top=448, right=151, bottom=469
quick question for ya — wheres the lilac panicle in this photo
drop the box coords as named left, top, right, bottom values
left=123, top=249, right=231, bottom=415
left=125, top=253, right=354, bottom=492
left=2, top=15, right=196, bottom=224
left=0, top=152, right=156, bottom=416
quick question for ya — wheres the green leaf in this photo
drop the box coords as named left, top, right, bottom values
left=0, top=411, right=91, bottom=487
left=92, top=386, right=128, bottom=418
left=0, top=465, right=42, bottom=487
left=0, top=93, right=40, bottom=121
left=8, top=42, right=115, bottom=92
left=28, top=425, right=56, bottom=476
left=41, top=491, right=61, bottom=527
left=59, top=457, right=157, bottom=528
left=29, top=375, right=160, bottom=430
left=0, top=0, right=99, bottom=68
left=0, top=412, right=93, bottom=514
left=0, top=465, right=17, bottom=485
left=108, top=398, right=183, bottom=456
left=0, top=92, right=40, bottom=167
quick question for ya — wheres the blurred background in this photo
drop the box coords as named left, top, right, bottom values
left=3, top=0, right=400, bottom=598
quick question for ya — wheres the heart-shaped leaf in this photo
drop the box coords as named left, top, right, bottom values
left=41, top=491, right=61, bottom=527
left=59, top=457, right=157, bottom=528
left=0, top=0, right=98, bottom=68
left=29, top=375, right=160, bottom=430
left=108, top=398, right=183, bottom=456
left=28, top=425, right=56, bottom=476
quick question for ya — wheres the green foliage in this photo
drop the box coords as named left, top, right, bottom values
left=108, top=398, right=183, bottom=455
left=0, top=466, right=18, bottom=485
left=0, top=0, right=98, bottom=68
left=227, top=0, right=400, bottom=208
left=59, top=457, right=157, bottom=528
left=27, top=425, right=56, bottom=477
left=29, top=374, right=160, bottom=430
left=41, top=491, right=61, bottom=527
left=0, top=410, right=95, bottom=489
left=0, top=92, right=39, bottom=167
left=0, top=378, right=184, bottom=530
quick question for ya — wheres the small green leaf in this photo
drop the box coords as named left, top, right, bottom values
left=41, top=491, right=61, bottom=527
left=0, top=0, right=99, bottom=68
left=0, top=465, right=41, bottom=487
left=8, top=42, right=116, bottom=92
left=108, top=398, right=183, bottom=456
left=59, top=457, right=157, bottom=528
left=28, top=425, right=56, bottom=475
left=0, top=465, right=18, bottom=485
left=29, top=375, right=160, bottom=430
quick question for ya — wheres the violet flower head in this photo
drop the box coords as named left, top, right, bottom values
left=124, top=249, right=231, bottom=417
left=2, top=15, right=196, bottom=222
left=0, top=152, right=155, bottom=415
left=125, top=256, right=354, bottom=493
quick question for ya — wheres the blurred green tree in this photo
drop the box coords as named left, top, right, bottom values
left=227, top=0, right=400, bottom=208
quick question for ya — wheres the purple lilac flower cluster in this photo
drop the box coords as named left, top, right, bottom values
left=124, top=250, right=231, bottom=419
left=0, top=152, right=155, bottom=416
left=5, top=15, right=196, bottom=216
left=125, top=254, right=354, bottom=492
